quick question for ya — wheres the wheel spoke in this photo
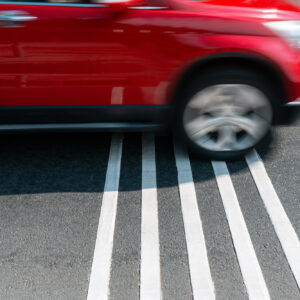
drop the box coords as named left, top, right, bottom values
left=237, top=85, right=269, bottom=110
left=215, top=126, right=237, bottom=150
left=188, top=85, right=229, bottom=110
left=185, top=116, right=223, bottom=139
left=228, top=114, right=270, bottom=140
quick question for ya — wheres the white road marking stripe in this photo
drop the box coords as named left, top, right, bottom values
left=174, top=144, right=215, bottom=300
left=246, top=150, right=300, bottom=288
left=87, top=133, right=123, bottom=300
left=212, top=160, right=270, bottom=300
left=140, top=133, right=162, bottom=300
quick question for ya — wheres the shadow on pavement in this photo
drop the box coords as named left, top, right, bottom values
left=0, top=107, right=297, bottom=195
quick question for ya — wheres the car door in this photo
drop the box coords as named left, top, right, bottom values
left=0, top=0, right=147, bottom=123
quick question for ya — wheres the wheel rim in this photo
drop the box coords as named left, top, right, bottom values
left=183, top=84, right=272, bottom=152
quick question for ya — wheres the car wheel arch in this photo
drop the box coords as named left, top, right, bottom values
left=168, top=52, right=288, bottom=111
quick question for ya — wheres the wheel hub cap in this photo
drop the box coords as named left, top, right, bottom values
left=183, top=84, right=272, bottom=151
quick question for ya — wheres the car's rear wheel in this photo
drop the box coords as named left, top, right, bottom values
left=176, top=67, right=280, bottom=160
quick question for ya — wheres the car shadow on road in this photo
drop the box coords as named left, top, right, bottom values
left=0, top=107, right=297, bottom=195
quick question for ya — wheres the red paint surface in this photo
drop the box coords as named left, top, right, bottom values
left=0, top=0, right=300, bottom=106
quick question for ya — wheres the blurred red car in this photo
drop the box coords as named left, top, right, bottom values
left=0, top=0, right=299, bottom=158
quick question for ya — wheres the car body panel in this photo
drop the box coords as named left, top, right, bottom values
left=0, top=0, right=299, bottom=119
left=0, top=3, right=159, bottom=106
left=171, top=0, right=300, bottom=21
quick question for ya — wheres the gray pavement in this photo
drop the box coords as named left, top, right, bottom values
left=0, top=107, right=299, bottom=300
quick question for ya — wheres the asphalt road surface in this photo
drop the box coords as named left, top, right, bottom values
left=0, top=107, right=299, bottom=300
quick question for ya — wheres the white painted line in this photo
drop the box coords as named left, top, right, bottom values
left=174, top=143, right=215, bottom=300
left=212, top=160, right=270, bottom=300
left=111, top=87, right=124, bottom=105
left=246, top=150, right=300, bottom=288
left=140, top=133, right=162, bottom=300
left=87, top=133, right=123, bottom=300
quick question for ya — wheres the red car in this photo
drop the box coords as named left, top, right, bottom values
left=0, top=0, right=299, bottom=159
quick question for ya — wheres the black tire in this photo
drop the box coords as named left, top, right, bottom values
left=175, top=66, right=281, bottom=160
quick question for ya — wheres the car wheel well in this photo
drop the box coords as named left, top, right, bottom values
left=171, top=55, right=287, bottom=108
